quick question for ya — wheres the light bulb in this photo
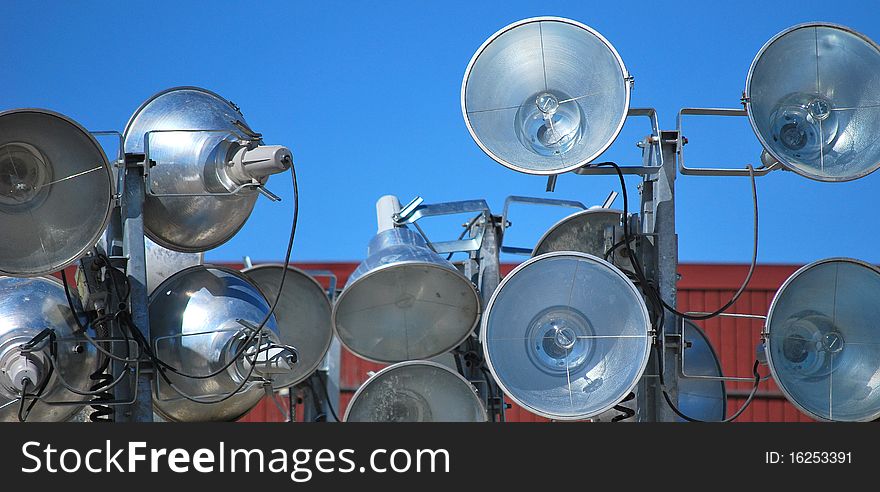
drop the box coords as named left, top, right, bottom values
left=0, top=142, right=51, bottom=211
left=769, top=93, right=840, bottom=163
left=515, top=90, right=586, bottom=157
left=527, top=306, right=594, bottom=372
left=777, top=312, right=840, bottom=378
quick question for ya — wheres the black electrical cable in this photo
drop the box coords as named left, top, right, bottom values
left=611, top=392, right=636, bottom=422
left=133, top=166, right=299, bottom=405
left=597, top=161, right=761, bottom=422
left=51, top=164, right=300, bottom=406
left=60, top=269, right=88, bottom=334
left=480, top=365, right=500, bottom=422
left=661, top=164, right=758, bottom=321
left=604, top=162, right=757, bottom=321
left=88, top=314, right=115, bottom=422
left=17, top=331, right=57, bottom=422
left=597, top=162, right=666, bottom=332
left=136, top=166, right=300, bottom=382
left=654, top=345, right=762, bottom=422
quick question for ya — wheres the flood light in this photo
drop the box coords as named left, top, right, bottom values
left=746, top=23, right=880, bottom=181
left=765, top=258, right=880, bottom=421
left=462, top=17, right=632, bottom=175
left=482, top=252, right=651, bottom=420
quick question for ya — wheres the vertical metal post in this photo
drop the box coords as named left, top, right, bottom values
left=463, top=214, right=504, bottom=421
left=475, top=215, right=502, bottom=304
left=319, top=338, right=342, bottom=422
left=643, top=131, right=680, bottom=422
left=114, top=160, right=154, bottom=422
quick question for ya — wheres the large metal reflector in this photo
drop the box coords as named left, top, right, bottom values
left=462, top=17, right=631, bottom=175
left=243, top=264, right=333, bottom=388
left=765, top=258, right=880, bottom=421
left=344, top=361, right=487, bottom=422
left=482, top=252, right=651, bottom=420
left=0, top=110, right=113, bottom=276
left=679, top=321, right=726, bottom=422
left=124, top=87, right=291, bottom=252
left=746, top=23, right=880, bottom=181
left=333, top=228, right=481, bottom=363
left=149, top=265, right=283, bottom=422
left=0, top=276, right=97, bottom=422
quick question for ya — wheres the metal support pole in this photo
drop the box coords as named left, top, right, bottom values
left=463, top=214, right=504, bottom=421
left=318, top=338, right=342, bottom=422
left=113, top=160, right=153, bottom=422
left=300, top=381, right=318, bottom=422
left=642, top=132, right=680, bottom=422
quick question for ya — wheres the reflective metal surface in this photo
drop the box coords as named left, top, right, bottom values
left=0, top=109, right=113, bottom=276
left=123, top=87, right=265, bottom=252
left=482, top=252, right=651, bottom=420
left=0, top=276, right=97, bottom=422
left=765, top=258, right=880, bottom=421
left=242, top=264, right=333, bottom=388
left=145, top=236, right=204, bottom=295
left=532, top=208, right=632, bottom=271
left=679, top=321, right=726, bottom=422
left=149, top=265, right=282, bottom=422
left=344, top=360, right=487, bottom=422
left=462, top=17, right=631, bottom=175
left=333, top=228, right=481, bottom=363
left=746, top=23, right=880, bottom=181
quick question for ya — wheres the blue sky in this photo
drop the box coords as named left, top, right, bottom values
left=2, top=0, right=878, bottom=265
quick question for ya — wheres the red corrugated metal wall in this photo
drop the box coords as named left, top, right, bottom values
left=233, top=262, right=814, bottom=422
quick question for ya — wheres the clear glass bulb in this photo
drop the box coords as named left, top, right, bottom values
left=777, top=312, right=841, bottom=378
left=515, top=90, right=586, bottom=157
left=526, top=306, right=593, bottom=372
left=0, top=142, right=51, bottom=212
left=769, top=93, right=840, bottom=163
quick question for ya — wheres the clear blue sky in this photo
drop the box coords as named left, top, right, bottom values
left=2, top=0, right=878, bottom=265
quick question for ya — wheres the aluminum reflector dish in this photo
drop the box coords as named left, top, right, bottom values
left=746, top=23, right=880, bottom=181
left=482, top=251, right=651, bottom=420
left=149, top=265, right=283, bottom=422
left=124, top=87, right=277, bottom=252
left=462, top=17, right=631, bottom=175
left=765, top=258, right=880, bottom=421
left=243, top=264, right=333, bottom=388
left=679, top=321, right=726, bottom=422
left=0, top=276, right=97, bottom=422
left=344, top=360, right=487, bottom=422
left=333, top=228, right=481, bottom=363
left=0, top=109, right=113, bottom=276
